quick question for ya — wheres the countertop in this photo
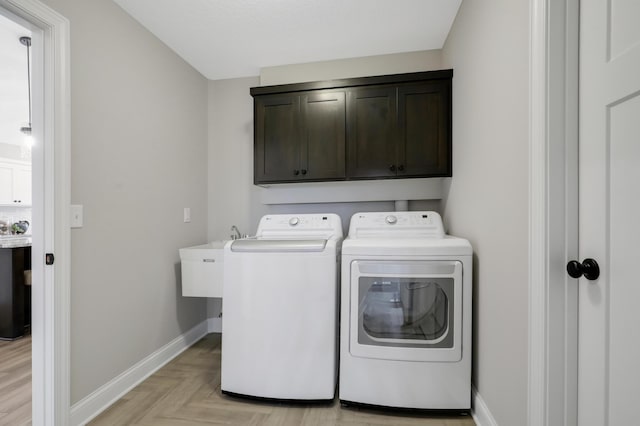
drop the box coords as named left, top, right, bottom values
left=0, top=235, right=32, bottom=248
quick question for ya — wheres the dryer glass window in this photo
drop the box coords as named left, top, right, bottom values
left=361, top=278, right=450, bottom=341
left=350, top=260, right=462, bottom=360
left=355, top=262, right=456, bottom=349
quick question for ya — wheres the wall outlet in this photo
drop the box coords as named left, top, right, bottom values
left=183, top=207, right=191, bottom=223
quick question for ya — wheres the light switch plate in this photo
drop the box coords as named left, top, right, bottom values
left=184, top=207, right=191, bottom=223
left=70, top=204, right=83, bottom=228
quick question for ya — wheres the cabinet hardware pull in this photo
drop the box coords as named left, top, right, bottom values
left=389, top=165, right=396, bottom=172
left=294, top=170, right=300, bottom=175
left=398, top=165, right=405, bottom=172
left=301, top=169, right=307, bottom=175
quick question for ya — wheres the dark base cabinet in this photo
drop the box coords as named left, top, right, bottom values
left=0, top=246, right=31, bottom=340
left=251, top=70, right=452, bottom=185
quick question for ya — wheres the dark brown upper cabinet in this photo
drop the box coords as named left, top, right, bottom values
left=254, top=94, right=300, bottom=183
left=253, top=91, right=346, bottom=184
left=346, top=86, right=397, bottom=178
left=251, top=70, right=452, bottom=185
left=300, top=91, right=346, bottom=181
left=396, top=81, right=451, bottom=177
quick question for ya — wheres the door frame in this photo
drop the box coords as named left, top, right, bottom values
left=0, top=0, right=70, bottom=424
left=528, top=0, right=579, bottom=425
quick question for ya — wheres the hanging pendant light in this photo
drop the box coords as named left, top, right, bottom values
left=19, top=36, right=32, bottom=136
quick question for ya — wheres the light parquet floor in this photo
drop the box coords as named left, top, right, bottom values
left=0, top=335, right=32, bottom=426
left=90, top=334, right=475, bottom=426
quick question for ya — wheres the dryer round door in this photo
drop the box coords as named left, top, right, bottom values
left=349, top=260, right=463, bottom=362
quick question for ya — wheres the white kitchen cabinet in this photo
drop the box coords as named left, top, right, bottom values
left=0, top=159, right=32, bottom=206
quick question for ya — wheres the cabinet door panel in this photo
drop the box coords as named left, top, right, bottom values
left=0, top=164, right=13, bottom=204
left=301, top=92, right=345, bottom=180
left=347, top=87, right=396, bottom=178
left=13, top=165, right=31, bottom=205
left=254, top=95, right=300, bottom=183
left=398, top=82, right=451, bottom=176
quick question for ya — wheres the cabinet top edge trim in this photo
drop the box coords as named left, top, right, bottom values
left=250, top=69, right=453, bottom=97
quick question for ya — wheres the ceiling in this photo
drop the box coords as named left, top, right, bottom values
left=112, top=0, right=462, bottom=81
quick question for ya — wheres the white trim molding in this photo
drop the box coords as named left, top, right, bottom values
left=0, top=1, right=71, bottom=424
left=70, top=321, right=209, bottom=426
left=528, top=0, right=579, bottom=425
left=472, top=386, right=498, bottom=426
left=528, top=0, right=550, bottom=423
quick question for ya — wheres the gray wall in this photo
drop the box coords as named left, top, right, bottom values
left=207, top=76, right=259, bottom=243
left=441, top=1, right=530, bottom=425
left=40, top=0, right=209, bottom=404
left=260, top=50, right=443, bottom=86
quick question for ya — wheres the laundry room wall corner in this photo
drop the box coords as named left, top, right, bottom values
left=441, top=0, right=530, bottom=425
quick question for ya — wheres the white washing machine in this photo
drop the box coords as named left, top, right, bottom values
left=221, top=213, right=342, bottom=401
left=339, top=211, right=472, bottom=410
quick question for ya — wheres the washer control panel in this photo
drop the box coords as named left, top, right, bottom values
left=385, top=215, right=398, bottom=225
left=257, top=213, right=343, bottom=239
left=348, top=211, right=445, bottom=238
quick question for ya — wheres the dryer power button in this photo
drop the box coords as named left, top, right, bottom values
left=385, top=215, right=397, bottom=225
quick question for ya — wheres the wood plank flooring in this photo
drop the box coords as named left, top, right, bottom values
left=0, top=335, right=31, bottom=426
left=91, top=334, right=475, bottom=426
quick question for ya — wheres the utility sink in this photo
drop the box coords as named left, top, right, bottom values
left=179, top=240, right=230, bottom=298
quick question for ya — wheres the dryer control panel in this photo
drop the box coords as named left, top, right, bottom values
left=348, top=211, right=445, bottom=239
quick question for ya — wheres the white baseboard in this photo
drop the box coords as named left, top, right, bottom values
left=207, top=316, right=222, bottom=333
left=70, top=320, right=209, bottom=426
left=472, top=386, right=498, bottom=426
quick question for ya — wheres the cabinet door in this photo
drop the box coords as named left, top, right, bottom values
left=301, top=91, right=346, bottom=180
left=346, top=87, right=397, bottom=178
left=0, top=163, right=13, bottom=204
left=13, top=165, right=32, bottom=204
left=254, top=94, right=301, bottom=183
left=397, top=81, right=451, bottom=177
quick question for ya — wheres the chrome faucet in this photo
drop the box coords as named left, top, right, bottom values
left=231, top=225, right=242, bottom=240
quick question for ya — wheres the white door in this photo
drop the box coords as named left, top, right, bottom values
left=578, top=1, right=640, bottom=424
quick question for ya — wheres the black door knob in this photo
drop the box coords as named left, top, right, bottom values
left=566, top=258, right=600, bottom=280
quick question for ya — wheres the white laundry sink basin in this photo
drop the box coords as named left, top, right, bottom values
left=179, top=240, right=230, bottom=298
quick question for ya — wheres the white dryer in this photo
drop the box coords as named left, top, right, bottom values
left=339, top=211, right=472, bottom=410
left=221, top=213, right=342, bottom=401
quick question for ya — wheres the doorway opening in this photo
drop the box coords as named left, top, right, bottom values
left=0, top=11, right=34, bottom=425
left=0, top=1, right=71, bottom=424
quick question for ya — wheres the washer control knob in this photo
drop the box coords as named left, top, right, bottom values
left=289, top=217, right=299, bottom=226
left=385, top=215, right=397, bottom=225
